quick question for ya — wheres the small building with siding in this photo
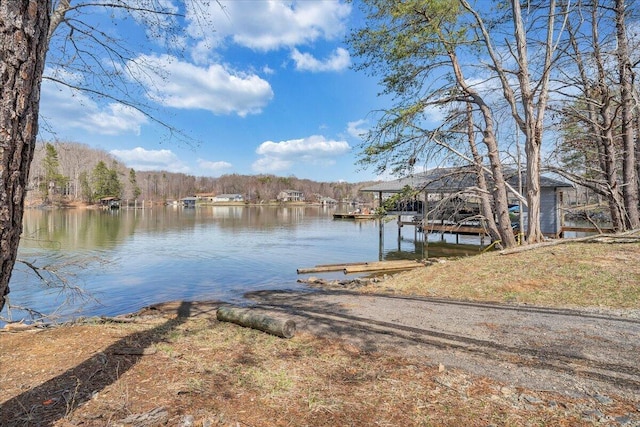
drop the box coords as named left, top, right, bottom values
left=212, top=194, right=244, bottom=203
left=195, top=193, right=216, bottom=202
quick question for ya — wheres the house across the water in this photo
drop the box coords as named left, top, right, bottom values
left=99, top=196, right=120, bottom=209
left=212, top=194, right=244, bottom=203
left=181, top=196, right=197, bottom=208
left=277, top=190, right=305, bottom=202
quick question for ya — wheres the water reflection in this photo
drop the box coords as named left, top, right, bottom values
left=8, top=206, right=483, bottom=322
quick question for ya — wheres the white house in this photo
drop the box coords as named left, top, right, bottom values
left=212, top=194, right=244, bottom=202
left=277, top=190, right=305, bottom=202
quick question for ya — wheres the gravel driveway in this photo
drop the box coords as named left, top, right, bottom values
left=245, top=289, right=640, bottom=402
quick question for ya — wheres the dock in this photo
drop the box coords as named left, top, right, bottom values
left=333, top=213, right=380, bottom=220
left=399, top=217, right=489, bottom=236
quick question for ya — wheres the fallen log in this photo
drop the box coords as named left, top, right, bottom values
left=216, top=306, right=296, bottom=338
left=1, top=322, right=39, bottom=332
left=500, top=229, right=640, bottom=255
left=364, top=260, right=422, bottom=266
left=297, top=265, right=350, bottom=274
left=298, top=260, right=422, bottom=274
left=344, top=262, right=422, bottom=274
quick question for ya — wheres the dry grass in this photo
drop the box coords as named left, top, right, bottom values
left=367, top=241, right=640, bottom=310
left=4, top=316, right=635, bottom=426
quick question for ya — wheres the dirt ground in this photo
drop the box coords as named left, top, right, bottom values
left=1, top=239, right=640, bottom=426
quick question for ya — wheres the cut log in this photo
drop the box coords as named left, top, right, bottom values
left=216, top=306, right=296, bottom=338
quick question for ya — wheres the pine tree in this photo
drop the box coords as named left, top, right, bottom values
left=41, top=142, right=67, bottom=200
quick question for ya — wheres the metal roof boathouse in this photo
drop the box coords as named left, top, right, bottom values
left=361, top=166, right=574, bottom=240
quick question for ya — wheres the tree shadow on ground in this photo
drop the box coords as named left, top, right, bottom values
left=1, top=301, right=193, bottom=426
left=244, top=289, right=406, bottom=354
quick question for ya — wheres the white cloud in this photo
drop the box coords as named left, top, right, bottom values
left=39, top=78, right=148, bottom=136
left=262, top=65, right=275, bottom=75
left=252, top=135, right=350, bottom=173
left=291, top=47, right=350, bottom=72
left=110, top=147, right=190, bottom=173
left=197, top=159, right=233, bottom=174
left=127, top=54, right=274, bottom=117
left=346, top=119, right=369, bottom=139
left=185, top=0, right=351, bottom=53
left=251, top=156, right=293, bottom=173
left=422, top=105, right=445, bottom=124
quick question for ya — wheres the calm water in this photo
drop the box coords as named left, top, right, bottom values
left=6, top=206, right=482, bottom=322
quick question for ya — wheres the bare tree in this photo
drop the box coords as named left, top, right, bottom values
left=43, top=0, right=196, bottom=142
left=614, top=0, right=640, bottom=229
left=550, top=1, right=640, bottom=232
left=460, top=0, right=563, bottom=243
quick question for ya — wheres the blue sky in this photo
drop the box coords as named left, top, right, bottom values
left=38, top=0, right=388, bottom=183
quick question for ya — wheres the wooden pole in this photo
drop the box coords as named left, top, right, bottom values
left=216, top=306, right=296, bottom=338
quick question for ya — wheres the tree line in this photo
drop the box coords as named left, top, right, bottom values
left=28, top=141, right=375, bottom=205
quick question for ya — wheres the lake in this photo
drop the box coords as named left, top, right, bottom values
left=5, top=206, right=483, bottom=323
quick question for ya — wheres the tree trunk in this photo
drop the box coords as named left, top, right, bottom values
left=446, top=49, right=516, bottom=248
left=0, top=1, right=51, bottom=312
left=483, top=125, right=517, bottom=248
left=566, top=7, right=626, bottom=232
left=615, top=0, right=640, bottom=229
left=601, top=126, right=626, bottom=231
left=466, top=102, right=502, bottom=245
left=635, top=112, right=640, bottom=198
left=511, top=0, right=556, bottom=243
left=525, top=140, right=543, bottom=240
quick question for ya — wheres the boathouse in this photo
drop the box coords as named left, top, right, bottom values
left=181, top=196, right=197, bottom=208
left=99, top=196, right=120, bottom=209
left=361, top=166, right=573, bottom=238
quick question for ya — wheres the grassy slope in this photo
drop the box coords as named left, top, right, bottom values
left=366, top=241, right=640, bottom=310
